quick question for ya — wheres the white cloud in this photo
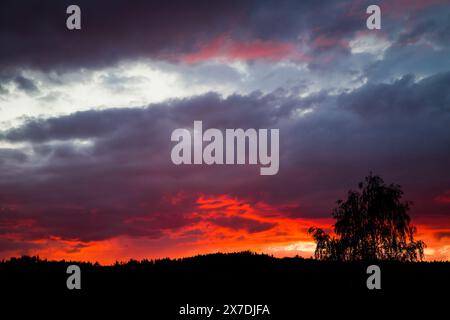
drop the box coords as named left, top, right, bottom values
left=0, top=57, right=373, bottom=130
left=350, top=34, right=391, bottom=58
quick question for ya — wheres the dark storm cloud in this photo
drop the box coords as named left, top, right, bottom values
left=364, top=44, right=450, bottom=84
left=13, top=76, right=39, bottom=93
left=0, top=239, right=43, bottom=254
left=396, top=8, right=450, bottom=47
left=1, top=70, right=449, bottom=244
left=0, top=148, right=27, bottom=164
left=0, top=0, right=397, bottom=73
left=1, top=108, right=146, bottom=142
left=0, top=0, right=237, bottom=71
left=209, top=216, right=276, bottom=234
left=1, top=0, right=449, bottom=101
left=435, top=231, right=450, bottom=240
left=358, top=3, right=450, bottom=83
left=0, top=0, right=449, bottom=249
left=0, top=71, right=40, bottom=95
left=340, top=72, right=450, bottom=117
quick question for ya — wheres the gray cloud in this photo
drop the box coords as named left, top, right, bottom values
left=209, top=216, right=277, bottom=233
left=13, top=76, right=39, bottom=93
left=0, top=70, right=449, bottom=244
left=1, top=0, right=450, bottom=255
left=3, top=0, right=439, bottom=73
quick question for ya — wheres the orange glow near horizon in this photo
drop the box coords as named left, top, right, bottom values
left=1, top=194, right=449, bottom=264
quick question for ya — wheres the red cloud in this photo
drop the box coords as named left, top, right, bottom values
left=1, top=194, right=449, bottom=263
left=182, top=35, right=310, bottom=64
left=312, top=35, right=349, bottom=50
left=434, top=190, right=450, bottom=204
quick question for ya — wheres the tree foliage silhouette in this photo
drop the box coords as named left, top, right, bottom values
left=309, top=174, right=425, bottom=261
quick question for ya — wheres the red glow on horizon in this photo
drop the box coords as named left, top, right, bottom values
left=1, top=195, right=449, bottom=264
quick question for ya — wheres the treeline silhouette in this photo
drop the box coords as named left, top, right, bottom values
left=1, top=251, right=449, bottom=289
left=1, top=251, right=449, bottom=318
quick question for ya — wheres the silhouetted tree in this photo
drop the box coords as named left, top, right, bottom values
left=309, top=174, right=425, bottom=261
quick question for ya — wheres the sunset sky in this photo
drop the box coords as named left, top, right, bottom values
left=1, top=0, right=450, bottom=264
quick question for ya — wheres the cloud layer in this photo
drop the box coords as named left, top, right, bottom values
left=1, top=0, right=450, bottom=261
left=1, top=72, right=450, bottom=259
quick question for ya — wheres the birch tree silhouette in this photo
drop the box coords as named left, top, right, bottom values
left=309, top=174, right=425, bottom=261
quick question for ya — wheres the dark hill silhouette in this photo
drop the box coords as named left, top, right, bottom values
left=1, top=252, right=449, bottom=318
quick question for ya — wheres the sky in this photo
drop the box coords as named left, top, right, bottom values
left=0, top=0, right=450, bottom=263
